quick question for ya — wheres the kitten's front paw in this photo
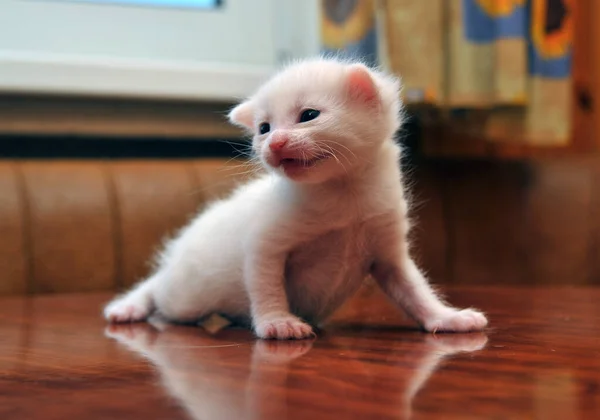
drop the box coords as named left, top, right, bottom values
left=104, top=298, right=150, bottom=323
left=255, top=314, right=315, bottom=340
left=424, top=309, right=488, bottom=333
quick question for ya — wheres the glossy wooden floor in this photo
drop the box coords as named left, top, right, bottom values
left=1, top=286, right=599, bottom=419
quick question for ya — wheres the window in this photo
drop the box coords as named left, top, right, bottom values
left=63, top=0, right=221, bottom=10
left=0, top=0, right=319, bottom=100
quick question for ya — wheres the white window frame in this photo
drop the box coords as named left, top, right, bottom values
left=0, top=0, right=320, bottom=101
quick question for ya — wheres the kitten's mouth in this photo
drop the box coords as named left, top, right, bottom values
left=278, top=154, right=329, bottom=172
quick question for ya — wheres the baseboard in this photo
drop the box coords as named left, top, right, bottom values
left=0, top=51, right=272, bottom=101
left=0, top=134, right=251, bottom=159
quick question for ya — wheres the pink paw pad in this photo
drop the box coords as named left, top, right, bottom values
left=425, top=309, right=488, bottom=333
left=104, top=301, right=149, bottom=323
left=255, top=316, right=315, bottom=340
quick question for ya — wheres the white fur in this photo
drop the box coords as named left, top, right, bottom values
left=104, top=58, right=488, bottom=339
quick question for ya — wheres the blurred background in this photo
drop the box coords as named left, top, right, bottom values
left=0, top=0, right=598, bottom=297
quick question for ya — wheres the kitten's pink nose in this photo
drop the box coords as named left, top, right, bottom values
left=269, top=137, right=288, bottom=152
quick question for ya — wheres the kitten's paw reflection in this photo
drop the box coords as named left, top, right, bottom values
left=104, top=323, right=158, bottom=351
left=424, top=331, right=488, bottom=353
left=402, top=332, right=488, bottom=420
left=425, top=309, right=488, bottom=333
left=253, top=338, right=314, bottom=363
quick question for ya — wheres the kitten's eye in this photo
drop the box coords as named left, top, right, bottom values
left=299, top=109, right=320, bottom=123
left=259, top=122, right=270, bottom=135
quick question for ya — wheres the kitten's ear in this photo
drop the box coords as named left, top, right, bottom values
left=228, top=100, right=255, bottom=131
left=345, top=64, right=379, bottom=106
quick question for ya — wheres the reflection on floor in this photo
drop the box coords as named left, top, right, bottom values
left=1, top=286, right=599, bottom=419
left=106, top=322, right=486, bottom=420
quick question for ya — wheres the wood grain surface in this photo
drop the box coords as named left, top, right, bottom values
left=1, top=286, right=599, bottom=419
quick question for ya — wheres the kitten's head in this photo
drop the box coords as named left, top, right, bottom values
left=228, top=58, right=402, bottom=183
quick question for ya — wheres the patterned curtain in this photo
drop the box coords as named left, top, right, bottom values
left=321, top=0, right=379, bottom=66
left=320, top=0, right=574, bottom=148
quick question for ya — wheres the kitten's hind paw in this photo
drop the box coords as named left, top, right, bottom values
left=104, top=298, right=151, bottom=323
left=255, top=314, right=315, bottom=340
left=424, top=309, right=488, bottom=333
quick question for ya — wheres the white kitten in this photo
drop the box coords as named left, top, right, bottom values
left=104, top=58, right=488, bottom=339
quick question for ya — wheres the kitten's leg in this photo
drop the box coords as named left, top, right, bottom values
left=245, top=251, right=313, bottom=340
left=370, top=218, right=488, bottom=333
left=372, top=256, right=487, bottom=332
left=104, top=274, right=158, bottom=323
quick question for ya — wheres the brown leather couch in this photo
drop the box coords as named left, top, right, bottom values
left=0, top=159, right=252, bottom=296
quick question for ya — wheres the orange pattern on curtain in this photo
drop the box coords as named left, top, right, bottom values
left=322, top=0, right=576, bottom=148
